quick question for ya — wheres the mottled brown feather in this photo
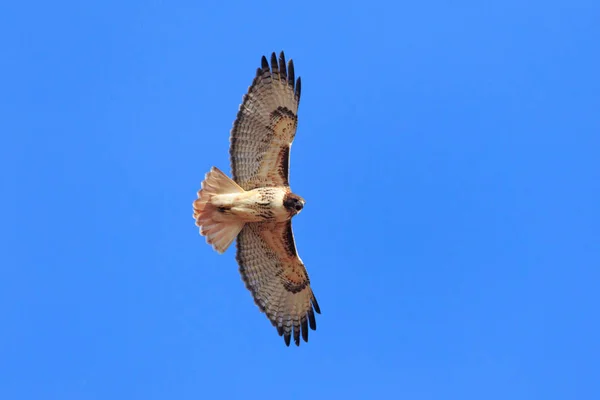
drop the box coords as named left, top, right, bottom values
left=229, top=51, right=301, bottom=190
left=225, top=52, right=318, bottom=346
left=236, top=221, right=320, bottom=346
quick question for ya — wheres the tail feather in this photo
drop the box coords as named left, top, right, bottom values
left=193, top=167, right=245, bottom=254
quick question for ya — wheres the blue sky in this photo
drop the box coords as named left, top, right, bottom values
left=1, top=1, right=599, bottom=399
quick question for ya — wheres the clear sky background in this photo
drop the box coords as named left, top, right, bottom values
left=1, top=1, right=599, bottom=399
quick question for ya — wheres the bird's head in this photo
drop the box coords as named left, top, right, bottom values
left=283, top=193, right=305, bottom=216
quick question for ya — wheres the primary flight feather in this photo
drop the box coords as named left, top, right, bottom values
left=192, top=51, right=320, bottom=346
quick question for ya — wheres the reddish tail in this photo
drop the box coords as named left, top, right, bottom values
left=193, top=167, right=245, bottom=253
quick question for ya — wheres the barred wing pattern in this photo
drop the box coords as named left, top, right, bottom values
left=228, top=52, right=320, bottom=346
left=229, top=51, right=301, bottom=190
left=236, top=221, right=320, bottom=346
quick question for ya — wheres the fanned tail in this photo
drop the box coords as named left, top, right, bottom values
left=193, top=167, right=245, bottom=253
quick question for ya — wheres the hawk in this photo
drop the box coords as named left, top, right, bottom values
left=193, top=51, right=320, bottom=346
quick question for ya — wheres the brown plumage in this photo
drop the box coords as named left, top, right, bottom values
left=192, top=51, right=320, bottom=346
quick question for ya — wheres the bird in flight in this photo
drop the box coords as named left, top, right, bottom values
left=193, top=51, right=320, bottom=346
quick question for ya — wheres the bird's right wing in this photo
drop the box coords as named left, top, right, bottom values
left=229, top=51, right=301, bottom=190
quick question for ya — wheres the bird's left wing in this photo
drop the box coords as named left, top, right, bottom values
left=235, top=221, right=320, bottom=346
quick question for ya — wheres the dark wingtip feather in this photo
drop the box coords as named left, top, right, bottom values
left=276, top=324, right=284, bottom=336
left=261, top=55, right=269, bottom=71
left=308, top=308, right=317, bottom=331
left=312, top=295, right=321, bottom=314
left=284, top=332, right=291, bottom=346
left=301, top=317, right=309, bottom=342
left=278, top=51, right=287, bottom=80
left=293, top=324, right=300, bottom=346
left=270, top=52, right=279, bottom=76
left=287, top=59, right=295, bottom=87
left=295, top=77, right=302, bottom=103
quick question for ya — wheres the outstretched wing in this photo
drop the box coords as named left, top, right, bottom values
left=229, top=51, right=301, bottom=190
left=236, top=221, right=320, bottom=346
